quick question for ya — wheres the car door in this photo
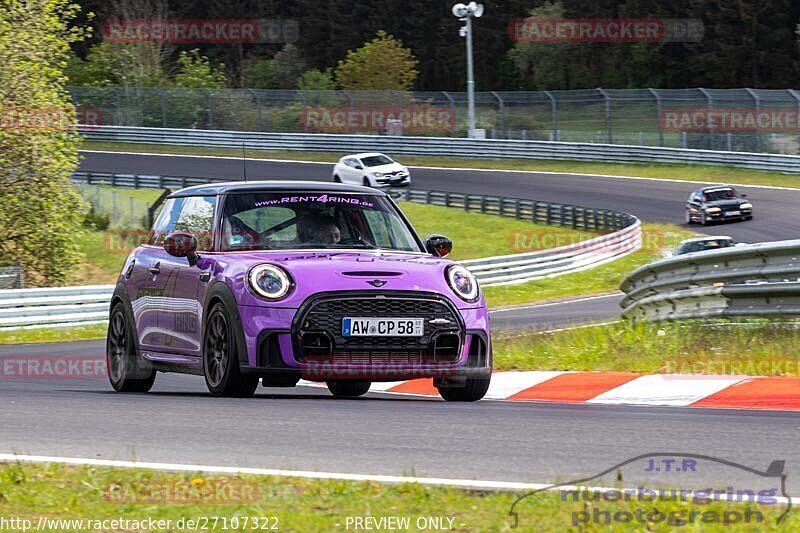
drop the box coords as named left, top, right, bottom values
left=128, top=197, right=185, bottom=353
left=159, top=195, right=217, bottom=357
left=343, top=157, right=363, bottom=183
left=686, top=192, right=702, bottom=218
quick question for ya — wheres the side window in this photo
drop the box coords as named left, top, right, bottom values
left=149, top=198, right=185, bottom=246
left=174, top=196, right=217, bottom=250
left=345, top=158, right=360, bottom=168
left=363, top=210, right=392, bottom=248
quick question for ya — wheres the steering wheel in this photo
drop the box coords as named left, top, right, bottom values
left=338, top=229, right=375, bottom=248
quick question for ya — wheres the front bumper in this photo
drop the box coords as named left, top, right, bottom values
left=375, top=174, right=411, bottom=187
left=239, top=292, right=490, bottom=381
left=706, top=208, right=752, bottom=220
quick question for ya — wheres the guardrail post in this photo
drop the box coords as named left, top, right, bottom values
left=544, top=91, right=558, bottom=141
left=648, top=88, right=664, bottom=147
left=699, top=87, right=713, bottom=149
left=441, top=91, right=456, bottom=136
left=514, top=199, right=521, bottom=219
left=205, top=90, right=214, bottom=129
left=745, top=88, right=761, bottom=153
left=598, top=88, right=612, bottom=143
left=249, top=89, right=263, bottom=131
left=160, top=89, right=168, bottom=128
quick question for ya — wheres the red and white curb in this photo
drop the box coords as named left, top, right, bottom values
left=304, top=372, right=800, bottom=411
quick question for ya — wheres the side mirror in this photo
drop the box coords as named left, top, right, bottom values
left=423, top=234, right=453, bottom=258
left=355, top=165, right=364, bottom=170
left=164, top=231, right=200, bottom=266
left=740, top=193, right=747, bottom=198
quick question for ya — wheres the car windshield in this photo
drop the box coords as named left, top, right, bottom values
left=220, top=192, right=422, bottom=252
left=361, top=155, right=394, bottom=167
left=703, top=189, right=738, bottom=201
left=678, top=239, right=733, bottom=254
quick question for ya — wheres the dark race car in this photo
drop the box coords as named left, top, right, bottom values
left=671, top=236, right=738, bottom=256
left=685, top=185, right=753, bottom=225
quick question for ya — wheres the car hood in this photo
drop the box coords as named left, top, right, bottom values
left=705, top=199, right=747, bottom=208
left=366, top=163, right=406, bottom=173
left=214, top=250, right=483, bottom=309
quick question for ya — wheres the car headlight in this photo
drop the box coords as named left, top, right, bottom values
left=739, top=202, right=752, bottom=210
left=706, top=206, right=722, bottom=213
left=446, top=265, right=479, bottom=302
left=248, top=264, right=292, bottom=300
left=373, top=172, right=383, bottom=177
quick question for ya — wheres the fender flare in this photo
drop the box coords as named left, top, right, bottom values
left=203, top=282, right=249, bottom=366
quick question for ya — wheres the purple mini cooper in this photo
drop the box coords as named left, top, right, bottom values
left=107, top=181, right=491, bottom=401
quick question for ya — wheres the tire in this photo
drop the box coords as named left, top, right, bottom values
left=203, top=303, right=259, bottom=398
left=744, top=215, right=753, bottom=221
left=362, top=176, right=371, bottom=187
left=107, top=302, right=155, bottom=393
left=333, top=175, right=341, bottom=183
left=327, top=380, right=371, bottom=398
left=437, top=375, right=491, bottom=402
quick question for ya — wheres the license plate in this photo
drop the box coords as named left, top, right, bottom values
left=342, top=317, right=424, bottom=337
left=726, top=210, right=741, bottom=216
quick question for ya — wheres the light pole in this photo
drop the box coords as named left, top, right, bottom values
left=452, top=2, right=484, bottom=138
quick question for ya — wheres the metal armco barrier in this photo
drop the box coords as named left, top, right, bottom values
left=0, top=285, right=114, bottom=329
left=81, top=125, right=800, bottom=173
left=620, top=240, right=800, bottom=321
left=390, top=189, right=641, bottom=287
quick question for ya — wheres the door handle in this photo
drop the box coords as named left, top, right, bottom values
left=148, top=263, right=161, bottom=275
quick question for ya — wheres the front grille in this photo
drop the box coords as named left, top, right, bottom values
left=294, top=293, right=462, bottom=363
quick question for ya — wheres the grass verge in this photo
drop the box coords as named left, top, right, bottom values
left=0, top=463, right=793, bottom=531
left=493, top=319, right=800, bottom=376
left=0, top=324, right=107, bottom=345
left=84, top=140, right=800, bottom=189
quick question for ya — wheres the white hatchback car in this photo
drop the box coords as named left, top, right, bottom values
left=332, top=153, right=411, bottom=188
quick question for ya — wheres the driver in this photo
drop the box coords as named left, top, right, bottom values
left=313, top=217, right=341, bottom=245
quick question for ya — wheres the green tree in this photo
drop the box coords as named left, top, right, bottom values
left=174, top=49, right=227, bottom=89
left=334, top=30, right=418, bottom=90
left=0, top=0, right=88, bottom=285
left=297, top=69, right=335, bottom=90
left=241, top=44, right=307, bottom=89
left=505, top=2, right=590, bottom=90
left=66, top=41, right=167, bottom=87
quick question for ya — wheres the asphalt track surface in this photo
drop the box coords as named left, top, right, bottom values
left=2, top=150, right=799, bottom=494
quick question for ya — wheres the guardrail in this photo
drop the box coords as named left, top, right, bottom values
left=0, top=285, right=113, bottom=329
left=390, top=189, right=641, bottom=286
left=620, top=240, right=800, bottom=321
left=81, top=125, right=800, bottom=173
left=3, top=180, right=639, bottom=329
